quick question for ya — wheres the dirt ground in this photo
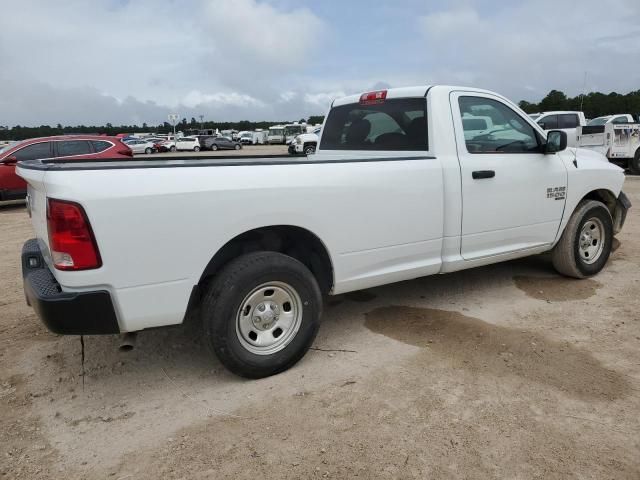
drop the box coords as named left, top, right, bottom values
left=1, top=178, right=639, bottom=480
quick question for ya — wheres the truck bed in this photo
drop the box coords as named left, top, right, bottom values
left=18, top=153, right=429, bottom=171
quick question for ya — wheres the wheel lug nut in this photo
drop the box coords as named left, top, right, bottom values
left=258, top=304, right=265, bottom=312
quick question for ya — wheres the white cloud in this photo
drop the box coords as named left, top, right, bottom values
left=182, top=90, right=264, bottom=108
left=418, top=1, right=640, bottom=101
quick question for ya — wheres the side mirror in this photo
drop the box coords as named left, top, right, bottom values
left=2, top=156, right=18, bottom=165
left=544, top=130, right=567, bottom=154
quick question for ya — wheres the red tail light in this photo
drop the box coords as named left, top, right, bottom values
left=47, top=199, right=102, bottom=270
left=360, top=90, right=387, bottom=105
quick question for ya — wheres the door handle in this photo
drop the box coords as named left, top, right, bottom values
left=472, top=170, right=495, bottom=179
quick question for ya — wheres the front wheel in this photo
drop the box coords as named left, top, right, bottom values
left=211, top=144, right=218, bottom=151
left=551, top=200, right=613, bottom=278
left=201, top=252, right=322, bottom=378
left=144, top=147, right=152, bottom=154
left=304, top=144, right=316, bottom=155
left=194, top=146, right=200, bottom=152
left=234, top=144, right=241, bottom=150
left=170, top=146, right=176, bottom=152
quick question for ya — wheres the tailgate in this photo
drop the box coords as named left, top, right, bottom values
left=16, top=165, right=51, bottom=265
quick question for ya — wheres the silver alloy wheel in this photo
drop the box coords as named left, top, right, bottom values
left=578, top=217, right=605, bottom=264
left=235, top=281, right=303, bottom=355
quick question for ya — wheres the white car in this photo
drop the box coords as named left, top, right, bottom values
left=175, top=136, right=200, bottom=152
left=124, top=139, right=156, bottom=154
left=529, top=111, right=586, bottom=148
left=18, top=85, right=630, bottom=379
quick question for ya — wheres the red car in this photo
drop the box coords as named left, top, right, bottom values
left=0, top=135, right=132, bottom=201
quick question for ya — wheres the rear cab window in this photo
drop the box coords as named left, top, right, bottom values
left=320, top=97, right=428, bottom=151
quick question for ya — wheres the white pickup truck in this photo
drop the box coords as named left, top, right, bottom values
left=528, top=111, right=586, bottom=148
left=18, top=85, right=631, bottom=379
left=577, top=116, right=640, bottom=174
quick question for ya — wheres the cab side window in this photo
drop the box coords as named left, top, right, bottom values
left=458, top=96, right=540, bottom=154
left=13, top=142, right=52, bottom=161
left=558, top=114, right=579, bottom=129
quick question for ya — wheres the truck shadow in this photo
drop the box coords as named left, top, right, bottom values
left=56, top=253, right=620, bottom=394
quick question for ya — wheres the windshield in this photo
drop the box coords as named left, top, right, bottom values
left=269, top=128, right=284, bottom=135
left=0, top=142, right=18, bottom=155
left=587, top=117, right=608, bottom=126
left=240, top=133, right=252, bottom=138
left=284, top=126, right=303, bottom=135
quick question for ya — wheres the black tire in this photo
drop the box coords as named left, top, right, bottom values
left=304, top=144, right=316, bottom=155
left=170, top=146, right=176, bottom=152
left=144, top=147, right=152, bottom=154
left=201, top=252, right=322, bottom=379
left=194, top=146, right=200, bottom=152
left=211, top=144, right=218, bottom=151
left=551, top=200, right=613, bottom=278
left=630, top=148, right=640, bottom=175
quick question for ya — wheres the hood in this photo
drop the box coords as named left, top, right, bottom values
left=573, top=147, right=609, bottom=163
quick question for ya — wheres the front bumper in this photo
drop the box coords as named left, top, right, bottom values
left=613, top=191, right=631, bottom=234
left=21, top=238, right=120, bottom=335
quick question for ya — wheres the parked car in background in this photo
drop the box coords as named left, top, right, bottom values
left=203, top=136, right=242, bottom=151
left=124, top=139, right=157, bottom=154
left=529, top=111, right=586, bottom=147
left=237, top=131, right=255, bottom=145
left=158, top=136, right=177, bottom=152
left=289, top=127, right=321, bottom=155
left=175, top=136, right=201, bottom=152
left=577, top=121, right=640, bottom=173
left=587, top=114, right=636, bottom=126
left=1, top=135, right=132, bottom=201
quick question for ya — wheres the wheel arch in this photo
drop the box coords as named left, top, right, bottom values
left=556, top=187, right=621, bottom=245
left=198, top=225, right=334, bottom=295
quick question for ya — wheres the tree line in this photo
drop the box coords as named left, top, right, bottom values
left=518, top=89, right=640, bottom=118
left=0, top=115, right=327, bottom=141
left=3, top=87, right=640, bottom=142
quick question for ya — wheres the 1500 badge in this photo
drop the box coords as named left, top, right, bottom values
left=546, top=186, right=566, bottom=200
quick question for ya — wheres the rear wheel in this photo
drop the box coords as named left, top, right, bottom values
left=234, top=144, right=241, bottom=150
left=629, top=148, right=640, bottom=175
left=551, top=200, right=613, bottom=278
left=211, top=144, right=218, bottom=151
left=194, top=146, right=200, bottom=152
left=201, top=252, right=322, bottom=378
left=170, top=146, right=176, bottom=152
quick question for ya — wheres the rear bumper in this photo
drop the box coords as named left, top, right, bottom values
left=21, top=238, right=120, bottom=335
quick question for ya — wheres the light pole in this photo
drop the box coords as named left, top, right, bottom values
left=199, top=115, right=204, bottom=131
left=168, top=113, right=179, bottom=145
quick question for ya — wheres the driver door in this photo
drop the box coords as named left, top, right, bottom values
left=450, top=91, right=568, bottom=260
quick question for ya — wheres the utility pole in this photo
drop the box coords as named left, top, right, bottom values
left=199, top=115, right=204, bottom=130
left=579, top=71, right=587, bottom=112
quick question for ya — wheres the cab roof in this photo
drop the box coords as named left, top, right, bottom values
left=331, top=85, right=511, bottom=107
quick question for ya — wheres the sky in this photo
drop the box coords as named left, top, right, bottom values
left=1, top=0, right=639, bottom=126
